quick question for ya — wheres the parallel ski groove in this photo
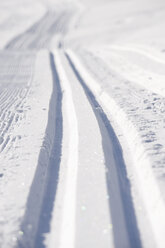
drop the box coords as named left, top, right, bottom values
left=66, top=51, right=142, bottom=248
left=15, top=52, right=63, bottom=248
left=66, top=50, right=165, bottom=248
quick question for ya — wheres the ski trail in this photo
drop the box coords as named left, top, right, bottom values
left=65, top=51, right=142, bottom=248
left=14, top=51, right=62, bottom=248
left=33, top=53, right=63, bottom=248
left=66, top=49, right=165, bottom=248
left=47, top=50, right=113, bottom=248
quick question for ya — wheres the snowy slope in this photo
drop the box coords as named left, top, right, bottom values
left=0, top=0, right=165, bottom=247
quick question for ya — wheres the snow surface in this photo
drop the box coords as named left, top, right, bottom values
left=0, top=0, right=165, bottom=247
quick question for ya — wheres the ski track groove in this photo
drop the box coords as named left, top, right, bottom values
left=66, top=50, right=165, bottom=248
left=15, top=52, right=63, bottom=248
left=64, top=51, right=142, bottom=248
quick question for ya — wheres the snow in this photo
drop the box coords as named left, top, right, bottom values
left=0, top=50, right=53, bottom=247
left=52, top=50, right=79, bottom=248
left=55, top=51, right=113, bottom=248
left=66, top=49, right=165, bottom=248
left=0, top=0, right=165, bottom=247
left=0, top=1, right=46, bottom=49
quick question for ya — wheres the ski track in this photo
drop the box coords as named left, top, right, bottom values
left=66, top=49, right=165, bottom=248
left=15, top=53, right=63, bottom=248
left=55, top=50, right=113, bottom=248
left=0, top=5, right=76, bottom=247
left=65, top=51, right=142, bottom=248
left=1, top=0, right=165, bottom=247
left=0, top=47, right=142, bottom=247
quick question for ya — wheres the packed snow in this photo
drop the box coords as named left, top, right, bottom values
left=0, top=0, right=165, bottom=247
